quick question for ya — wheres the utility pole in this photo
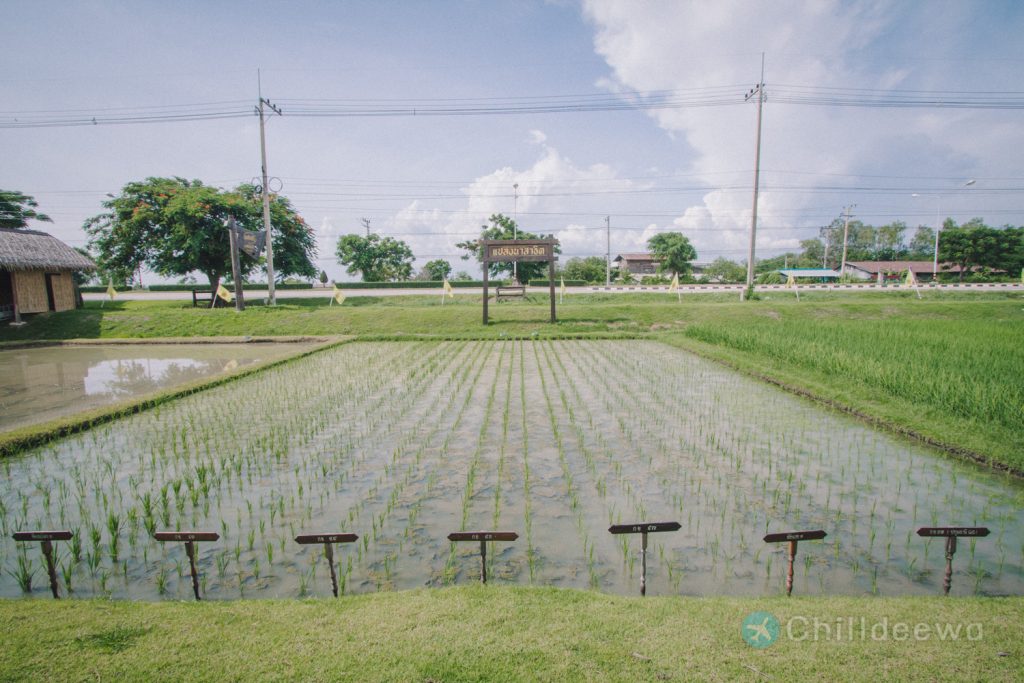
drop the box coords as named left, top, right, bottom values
left=512, top=183, right=519, bottom=283
left=257, top=72, right=282, bottom=305
left=744, top=54, right=766, bottom=292
left=822, top=229, right=830, bottom=269
left=840, top=205, right=855, bottom=277
left=605, top=215, right=611, bottom=287
left=362, top=218, right=372, bottom=237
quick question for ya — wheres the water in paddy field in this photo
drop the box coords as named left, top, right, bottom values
left=0, top=343, right=318, bottom=431
left=0, top=341, right=1021, bottom=600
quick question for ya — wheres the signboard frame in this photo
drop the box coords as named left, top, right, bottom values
left=447, top=530, right=519, bottom=583
left=606, top=521, right=681, bottom=595
left=153, top=530, right=220, bottom=600
left=763, top=529, right=827, bottom=596
left=479, top=239, right=559, bottom=324
left=294, top=532, right=359, bottom=597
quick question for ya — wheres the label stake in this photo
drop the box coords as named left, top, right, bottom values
left=916, top=527, right=990, bottom=595
left=762, top=530, right=827, bottom=596
left=447, top=531, right=518, bottom=584
left=608, top=522, right=681, bottom=596
left=153, top=531, right=219, bottom=600
left=295, top=533, right=359, bottom=597
left=13, top=531, right=73, bottom=599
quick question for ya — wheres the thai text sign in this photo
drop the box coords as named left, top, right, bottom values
left=482, top=240, right=555, bottom=263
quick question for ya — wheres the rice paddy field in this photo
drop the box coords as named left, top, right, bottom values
left=2, top=340, right=1021, bottom=601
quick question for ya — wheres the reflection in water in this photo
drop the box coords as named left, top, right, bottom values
left=0, top=344, right=313, bottom=431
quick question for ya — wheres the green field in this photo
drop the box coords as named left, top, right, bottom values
left=3, top=292, right=1022, bottom=471
left=0, top=588, right=1020, bottom=682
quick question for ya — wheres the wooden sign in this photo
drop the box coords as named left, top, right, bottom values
left=916, top=527, right=989, bottom=594
left=447, top=531, right=519, bottom=542
left=153, top=530, right=219, bottom=600
left=763, top=529, right=828, bottom=543
left=447, top=530, right=518, bottom=584
left=763, top=529, right=827, bottom=596
left=13, top=531, right=73, bottom=542
left=154, top=531, right=220, bottom=542
left=478, top=238, right=559, bottom=325
left=609, top=522, right=681, bottom=535
left=916, top=527, right=990, bottom=538
left=294, top=533, right=359, bottom=597
left=13, top=529, right=73, bottom=598
left=295, top=533, right=359, bottom=545
left=481, top=240, right=555, bottom=263
left=607, top=521, right=681, bottom=596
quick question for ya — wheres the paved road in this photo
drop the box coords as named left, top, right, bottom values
left=83, top=282, right=1023, bottom=302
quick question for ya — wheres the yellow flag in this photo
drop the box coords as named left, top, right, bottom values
left=332, top=284, right=346, bottom=305
left=668, top=273, right=679, bottom=292
left=216, top=284, right=234, bottom=303
left=904, top=268, right=918, bottom=287
left=105, top=279, right=117, bottom=300
left=443, top=278, right=454, bottom=298
left=786, top=274, right=796, bottom=288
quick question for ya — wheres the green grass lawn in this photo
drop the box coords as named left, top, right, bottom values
left=0, top=587, right=1019, bottom=682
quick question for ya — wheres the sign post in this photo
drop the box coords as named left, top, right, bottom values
left=12, top=530, right=73, bottom=598
left=153, top=531, right=219, bottom=600
left=763, top=529, right=827, bottom=596
left=447, top=531, right=518, bottom=584
left=608, top=522, right=681, bottom=596
left=295, top=533, right=359, bottom=597
left=916, top=527, right=990, bottom=595
left=479, top=239, right=558, bottom=324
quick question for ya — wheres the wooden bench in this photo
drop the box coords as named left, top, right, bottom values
left=192, top=289, right=215, bottom=308
left=495, top=286, right=526, bottom=301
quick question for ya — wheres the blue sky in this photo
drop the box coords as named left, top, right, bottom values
left=3, top=1, right=1022, bottom=282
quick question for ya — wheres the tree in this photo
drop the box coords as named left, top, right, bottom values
left=318, top=270, right=328, bottom=286
left=453, top=271, right=473, bottom=281
left=84, top=177, right=317, bottom=292
left=0, top=190, right=52, bottom=229
left=336, top=233, right=414, bottom=282
left=908, top=225, right=936, bottom=260
left=561, top=256, right=607, bottom=283
left=421, top=259, right=453, bottom=281
left=647, top=232, right=697, bottom=278
left=456, top=214, right=559, bottom=284
left=940, top=222, right=1024, bottom=280
left=702, top=257, right=747, bottom=283
left=876, top=221, right=908, bottom=260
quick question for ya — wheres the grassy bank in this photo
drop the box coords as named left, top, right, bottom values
left=2, top=292, right=1022, bottom=471
left=0, top=587, right=1019, bottom=682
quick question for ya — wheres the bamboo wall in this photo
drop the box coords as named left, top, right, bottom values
left=13, top=270, right=77, bottom=313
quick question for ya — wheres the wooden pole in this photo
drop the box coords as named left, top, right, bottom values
left=480, top=539, right=487, bottom=584
left=324, top=542, right=338, bottom=597
left=41, top=540, right=59, bottom=599
left=640, top=532, right=648, bottom=596
left=548, top=258, right=556, bottom=323
left=786, top=540, right=797, bottom=596
left=943, top=536, right=957, bottom=596
left=482, top=262, right=489, bottom=325
left=185, top=541, right=201, bottom=600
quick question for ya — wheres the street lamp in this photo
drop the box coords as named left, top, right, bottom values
left=512, top=183, right=519, bottom=282
left=912, top=180, right=975, bottom=282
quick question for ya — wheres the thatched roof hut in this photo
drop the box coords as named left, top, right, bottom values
left=0, top=228, right=96, bottom=321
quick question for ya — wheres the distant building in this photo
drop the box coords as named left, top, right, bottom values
left=613, top=253, right=707, bottom=279
left=844, top=261, right=970, bottom=282
left=778, top=268, right=841, bottom=281
left=0, top=228, right=95, bottom=322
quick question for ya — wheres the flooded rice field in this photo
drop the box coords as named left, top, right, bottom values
left=0, top=342, right=318, bottom=431
left=1, top=340, right=1021, bottom=599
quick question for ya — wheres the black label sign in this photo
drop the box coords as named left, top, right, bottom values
left=608, top=522, right=682, bottom=535
left=481, top=239, right=556, bottom=263
left=448, top=531, right=519, bottom=542
left=295, top=533, right=359, bottom=545
left=154, top=531, right=220, bottom=542
left=13, top=530, right=73, bottom=542
left=916, top=527, right=990, bottom=538
left=763, top=530, right=828, bottom=543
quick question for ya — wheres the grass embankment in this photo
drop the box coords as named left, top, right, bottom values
left=0, top=587, right=1019, bottom=682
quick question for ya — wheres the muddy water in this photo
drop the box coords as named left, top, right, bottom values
left=0, top=341, right=1020, bottom=600
left=0, top=343, right=317, bottom=431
